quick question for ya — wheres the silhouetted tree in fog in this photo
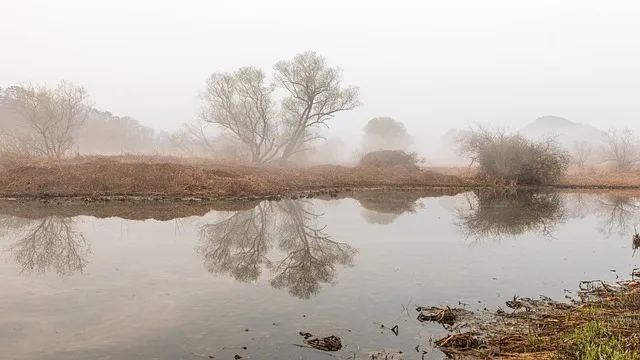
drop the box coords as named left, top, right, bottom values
left=601, top=127, right=640, bottom=172
left=361, top=117, right=413, bottom=152
left=200, top=66, right=280, bottom=163
left=572, top=140, right=592, bottom=168
left=200, top=51, right=360, bottom=165
left=1, top=81, right=91, bottom=158
left=273, top=52, right=360, bottom=164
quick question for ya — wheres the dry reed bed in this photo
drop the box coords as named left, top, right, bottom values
left=0, top=156, right=466, bottom=199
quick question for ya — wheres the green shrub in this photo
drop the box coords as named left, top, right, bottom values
left=457, top=126, right=570, bottom=185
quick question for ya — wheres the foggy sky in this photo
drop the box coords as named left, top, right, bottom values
left=2, top=0, right=640, bottom=146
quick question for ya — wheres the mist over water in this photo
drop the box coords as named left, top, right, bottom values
left=1, top=191, right=638, bottom=359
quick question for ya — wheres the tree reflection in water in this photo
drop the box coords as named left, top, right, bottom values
left=592, top=195, right=640, bottom=238
left=1, top=216, right=90, bottom=276
left=197, top=199, right=356, bottom=299
left=455, top=190, right=567, bottom=243
left=198, top=202, right=276, bottom=282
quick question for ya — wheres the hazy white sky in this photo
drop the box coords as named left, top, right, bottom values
left=2, top=0, right=640, bottom=143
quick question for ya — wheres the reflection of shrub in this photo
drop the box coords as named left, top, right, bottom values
left=457, top=126, right=570, bottom=185
left=359, top=150, right=424, bottom=169
left=456, top=189, right=566, bottom=241
left=355, top=191, right=425, bottom=225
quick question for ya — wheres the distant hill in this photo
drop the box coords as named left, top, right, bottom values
left=519, top=116, right=606, bottom=149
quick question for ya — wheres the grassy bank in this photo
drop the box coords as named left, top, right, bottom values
left=425, top=277, right=640, bottom=359
left=3, top=156, right=640, bottom=200
left=0, top=156, right=467, bottom=199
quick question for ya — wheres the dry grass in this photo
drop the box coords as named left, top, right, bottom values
left=556, top=172, right=640, bottom=188
left=4, top=156, right=640, bottom=200
left=0, top=155, right=466, bottom=199
left=429, top=280, right=640, bottom=359
left=428, top=165, right=640, bottom=189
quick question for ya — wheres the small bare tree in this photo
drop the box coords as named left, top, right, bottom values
left=274, top=51, right=361, bottom=164
left=572, top=140, right=592, bottom=168
left=602, top=127, right=640, bottom=172
left=200, top=66, right=281, bottom=164
left=1, top=81, right=91, bottom=158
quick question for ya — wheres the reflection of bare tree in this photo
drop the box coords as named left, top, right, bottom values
left=197, top=202, right=276, bottom=282
left=455, top=190, right=566, bottom=243
left=270, top=200, right=357, bottom=299
left=564, top=193, right=592, bottom=219
left=197, top=200, right=356, bottom=299
left=4, top=216, right=90, bottom=276
left=592, top=195, right=640, bottom=238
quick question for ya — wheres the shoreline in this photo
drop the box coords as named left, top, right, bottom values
left=424, top=275, right=640, bottom=359
left=2, top=156, right=640, bottom=203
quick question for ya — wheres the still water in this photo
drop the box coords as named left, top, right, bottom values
left=1, top=190, right=639, bottom=360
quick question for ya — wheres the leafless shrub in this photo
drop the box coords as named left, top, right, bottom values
left=457, top=125, right=570, bottom=185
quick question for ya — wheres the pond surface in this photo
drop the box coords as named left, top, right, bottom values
left=1, top=190, right=639, bottom=360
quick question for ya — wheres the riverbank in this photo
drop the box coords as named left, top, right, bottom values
left=0, top=156, right=467, bottom=200
left=2, top=156, right=640, bottom=201
left=423, top=275, right=640, bottom=359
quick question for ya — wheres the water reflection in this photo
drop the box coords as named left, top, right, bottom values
left=197, top=199, right=357, bottom=299
left=1, top=216, right=90, bottom=276
left=1, top=191, right=639, bottom=287
left=355, top=191, right=425, bottom=225
left=455, top=190, right=567, bottom=242
left=592, top=195, right=640, bottom=238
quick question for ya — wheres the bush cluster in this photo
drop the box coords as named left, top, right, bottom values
left=458, top=127, right=570, bottom=185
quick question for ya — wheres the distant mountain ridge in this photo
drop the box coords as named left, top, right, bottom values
left=519, top=115, right=606, bottom=147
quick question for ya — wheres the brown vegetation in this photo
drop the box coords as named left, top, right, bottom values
left=0, top=155, right=464, bottom=199
left=418, top=279, right=640, bottom=359
left=428, top=164, right=640, bottom=189
left=556, top=172, right=640, bottom=189
left=4, top=155, right=640, bottom=201
left=358, top=150, right=423, bottom=169
left=457, top=125, right=571, bottom=185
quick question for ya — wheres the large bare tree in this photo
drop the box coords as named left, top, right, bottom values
left=601, top=127, right=640, bottom=172
left=199, top=51, right=361, bottom=165
left=200, top=66, right=281, bottom=164
left=274, top=51, right=361, bottom=164
left=1, top=81, right=91, bottom=158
